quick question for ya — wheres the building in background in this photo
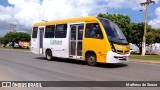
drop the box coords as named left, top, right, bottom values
left=146, top=43, right=160, bottom=55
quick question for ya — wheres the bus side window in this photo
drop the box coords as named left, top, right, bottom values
left=45, top=25, right=55, bottom=38
left=85, top=23, right=103, bottom=39
left=55, top=24, right=67, bottom=38
left=78, top=25, right=84, bottom=40
left=32, top=27, right=38, bottom=38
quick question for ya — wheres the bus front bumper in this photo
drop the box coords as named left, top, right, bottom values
left=106, top=51, right=130, bottom=63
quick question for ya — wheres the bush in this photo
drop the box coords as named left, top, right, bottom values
left=0, top=32, right=30, bottom=48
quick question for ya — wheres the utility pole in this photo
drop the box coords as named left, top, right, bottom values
left=10, top=24, right=16, bottom=32
left=140, top=0, right=155, bottom=56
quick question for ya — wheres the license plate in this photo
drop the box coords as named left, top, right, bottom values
left=123, top=56, right=127, bottom=59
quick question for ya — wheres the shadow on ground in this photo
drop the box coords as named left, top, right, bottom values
left=35, top=57, right=128, bottom=68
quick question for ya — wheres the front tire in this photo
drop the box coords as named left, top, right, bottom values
left=46, top=50, right=53, bottom=61
left=86, top=54, right=97, bottom=66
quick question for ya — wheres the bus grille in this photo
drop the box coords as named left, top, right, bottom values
left=116, top=50, right=129, bottom=54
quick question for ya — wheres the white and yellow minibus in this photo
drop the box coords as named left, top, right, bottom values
left=31, top=16, right=130, bottom=66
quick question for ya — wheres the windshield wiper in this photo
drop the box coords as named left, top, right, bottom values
left=116, top=38, right=125, bottom=40
left=108, top=37, right=125, bottom=40
left=119, top=38, right=125, bottom=40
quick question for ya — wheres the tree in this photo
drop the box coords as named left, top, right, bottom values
left=146, top=28, right=157, bottom=44
left=145, top=28, right=160, bottom=54
left=3, top=32, right=30, bottom=48
left=130, top=22, right=144, bottom=53
left=153, top=29, right=160, bottom=43
left=0, top=37, right=8, bottom=47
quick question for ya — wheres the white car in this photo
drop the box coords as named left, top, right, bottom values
left=130, top=49, right=138, bottom=53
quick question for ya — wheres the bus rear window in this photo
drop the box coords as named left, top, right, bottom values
left=32, top=27, right=38, bottom=38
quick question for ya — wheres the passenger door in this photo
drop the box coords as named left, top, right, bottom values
left=31, top=27, right=39, bottom=54
left=39, top=27, right=44, bottom=54
left=70, top=24, right=84, bottom=59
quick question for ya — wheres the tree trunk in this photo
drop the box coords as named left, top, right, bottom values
left=139, top=46, right=142, bottom=55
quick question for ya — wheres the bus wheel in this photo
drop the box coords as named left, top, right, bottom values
left=86, top=54, right=97, bottom=66
left=46, top=50, right=53, bottom=61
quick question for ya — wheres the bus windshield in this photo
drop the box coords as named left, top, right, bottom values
left=98, top=18, right=128, bottom=44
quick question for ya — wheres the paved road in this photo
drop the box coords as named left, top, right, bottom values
left=0, top=49, right=160, bottom=90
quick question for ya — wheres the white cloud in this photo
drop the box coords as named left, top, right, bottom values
left=0, top=0, right=159, bottom=36
left=0, top=5, right=13, bottom=22
left=149, top=7, right=160, bottom=28
left=155, top=7, right=160, bottom=18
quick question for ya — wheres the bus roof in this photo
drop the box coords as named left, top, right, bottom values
left=33, top=16, right=99, bottom=27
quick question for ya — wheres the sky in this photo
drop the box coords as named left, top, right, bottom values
left=0, top=0, right=160, bottom=37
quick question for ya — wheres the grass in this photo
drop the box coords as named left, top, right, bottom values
left=130, top=55, right=160, bottom=60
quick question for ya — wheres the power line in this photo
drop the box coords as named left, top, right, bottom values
left=148, top=16, right=160, bottom=27
left=147, top=9, right=160, bottom=26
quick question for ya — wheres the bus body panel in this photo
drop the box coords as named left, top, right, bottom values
left=113, top=44, right=130, bottom=54
left=106, top=51, right=129, bottom=63
left=31, top=16, right=130, bottom=64
left=83, top=20, right=113, bottom=63
left=42, top=23, right=70, bottom=58
left=83, top=38, right=106, bottom=63
left=43, top=38, right=69, bottom=58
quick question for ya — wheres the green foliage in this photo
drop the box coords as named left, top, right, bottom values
left=148, top=29, right=160, bottom=43
left=153, top=29, right=160, bottom=43
left=4, top=32, right=30, bottom=43
left=146, top=29, right=157, bottom=44
left=0, top=32, right=30, bottom=47
left=130, top=22, right=144, bottom=45
left=0, top=37, right=8, bottom=47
